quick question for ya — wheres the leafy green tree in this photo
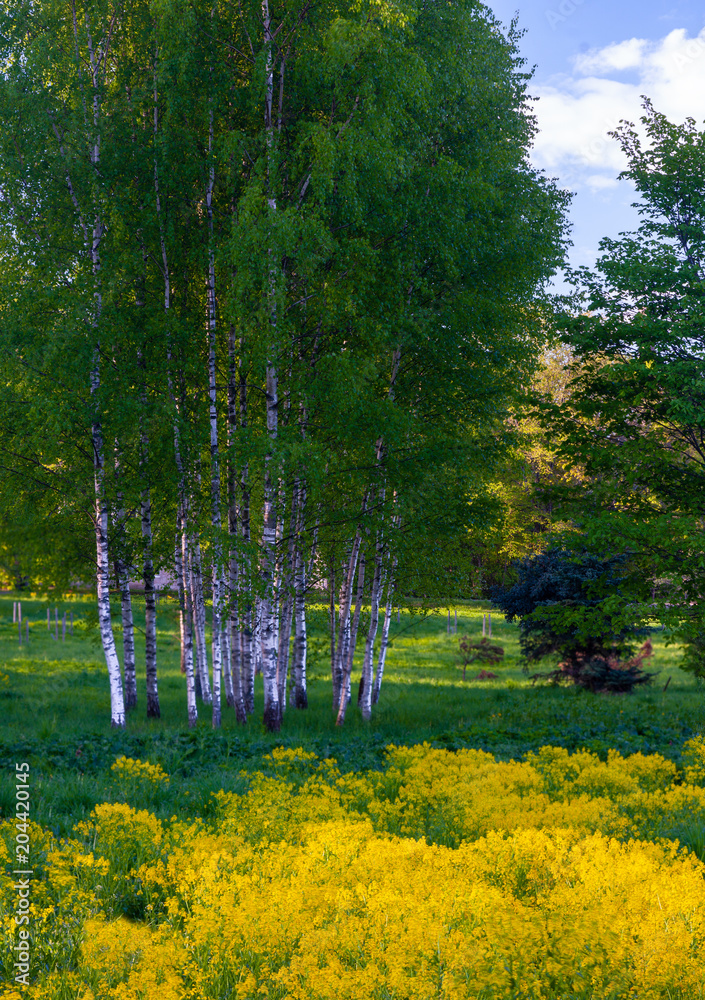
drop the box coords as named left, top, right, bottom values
left=0, top=0, right=569, bottom=729
left=545, top=100, right=705, bottom=673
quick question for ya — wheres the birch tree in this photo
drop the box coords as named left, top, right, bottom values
left=0, top=0, right=568, bottom=729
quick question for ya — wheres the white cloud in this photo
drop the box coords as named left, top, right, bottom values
left=531, top=28, right=705, bottom=178
left=574, top=38, right=648, bottom=74
left=584, top=174, right=620, bottom=191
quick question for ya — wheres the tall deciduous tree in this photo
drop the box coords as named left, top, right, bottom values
left=545, top=100, right=705, bottom=669
left=0, top=0, right=568, bottom=728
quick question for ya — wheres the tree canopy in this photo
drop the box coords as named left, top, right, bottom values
left=543, top=100, right=705, bottom=673
left=0, top=0, right=569, bottom=726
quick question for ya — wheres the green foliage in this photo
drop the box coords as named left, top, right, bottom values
left=491, top=549, right=639, bottom=658
left=458, top=636, right=504, bottom=680
left=553, top=647, right=655, bottom=694
left=544, top=99, right=705, bottom=674
left=459, top=345, right=583, bottom=594
left=0, top=0, right=570, bottom=619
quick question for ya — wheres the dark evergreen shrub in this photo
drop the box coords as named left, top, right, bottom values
left=490, top=549, right=654, bottom=692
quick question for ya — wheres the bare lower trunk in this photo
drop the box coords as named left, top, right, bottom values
left=238, top=477, right=254, bottom=709
left=240, top=607, right=255, bottom=714
left=211, top=579, right=222, bottom=729
left=260, top=0, right=281, bottom=733
left=306, top=514, right=320, bottom=587
left=94, top=421, right=125, bottom=726
left=336, top=547, right=366, bottom=725
left=176, top=531, right=187, bottom=675
left=177, top=522, right=198, bottom=727
left=359, top=532, right=384, bottom=720
left=261, top=461, right=281, bottom=730
left=277, top=593, right=293, bottom=710
left=221, top=621, right=235, bottom=707
left=292, top=479, right=308, bottom=709
left=190, top=538, right=212, bottom=704
left=328, top=562, right=336, bottom=689
left=224, top=407, right=239, bottom=719
left=276, top=481, right=298, bottom=709
left=225, top=427, right=246, bottom=726
left=253, top=597, right=263, bottom=675
left=237, top=347, right=255, bottom=714
left=229, top=612, right=247, bottom=724
left=372, top=563, right=396, bottom=705
left=226, top=589, right=240, bottom=711
left=112, top=476, right=137, bottom=710
left=65, top=13, right=123, bottom=726
left=206, top=102, right=223, bottom=730
left=115, top=555, right=136, bottom=710
left=332, top=530, right=363, bottom=709
left=141, top=487, right=160, bottom=718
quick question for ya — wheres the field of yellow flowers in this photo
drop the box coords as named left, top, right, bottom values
left=3, top=741, right=705, bottom=999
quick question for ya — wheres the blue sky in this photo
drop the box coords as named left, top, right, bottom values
left=487, top=0, right=705, bottom=280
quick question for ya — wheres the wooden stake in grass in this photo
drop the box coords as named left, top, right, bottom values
left=25, top=620, right=29, bottom=643
left=47, top=608, right=50, bottom=630
left=482, top=613, right=486, bottom=637
left=13, top=602, right=16, bottom=623
left=447, top=609, right=450, bottom=634
left=18, top=619, right=21, bottom=645
left=62, top=611, right=66, bottom=643
left=55, top=607, right=58, bottom=641
left=454, top=609, right=457, bottom=634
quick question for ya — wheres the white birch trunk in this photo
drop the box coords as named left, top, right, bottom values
left=229, top=613, right=247, bottom=723
left=336, top=546, right=366, bottom=725
left=238, top=361, right=255, bottom=714
left=221, top=622, right=235, bottom=706
left=276, top=481, right=298, bottom=709
left=240, top=472, right=255, bottom=712
left=141, top=486, right=160, bottom=717
left=190, top=538, right=212, bottom=704
left=260, top=388, right=281, bottom=731
left=306, top=514, right=320, bottom=586
left=291, top=478, right=308, bottom=709
left=260, top=0, right=281, bottom=731
left=155, top=52, right=196, bottom=725
left=73, top=14, right=125, bottom=727
left=277, top=591, right=294, bottom=710
left=206, top=99, right=223, bottom=729
left=113, top=483, right=136, bottom=711
left=372, top=560, right=396, bottom=705
left=116, top=556, right=136, bottom=710
left=225, top=365, right=247, bottom=726
left=94, top=462, right=125, bottom=727
left=332, top=530, right=363, bottom=708
left=328, top=562, right=336, bottom=688
left=253, top=596, right=263, bottom=676
left=240, top=605, right=255, bottom=713
left=359, top=531, right=384, bottom=720
left=176, top=531, right=187, bottom=675
left=179, top=520, right=198, bottom=727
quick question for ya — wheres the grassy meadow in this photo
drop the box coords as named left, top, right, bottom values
left=4, top=593, right=705, bottom=998
left=0, top=591, right=703, bottom=835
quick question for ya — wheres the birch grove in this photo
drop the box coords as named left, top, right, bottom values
left=0, top=0, right=569, bottom=728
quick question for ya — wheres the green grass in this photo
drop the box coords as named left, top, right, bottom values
left=1, top=591, right=704, bottom=837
